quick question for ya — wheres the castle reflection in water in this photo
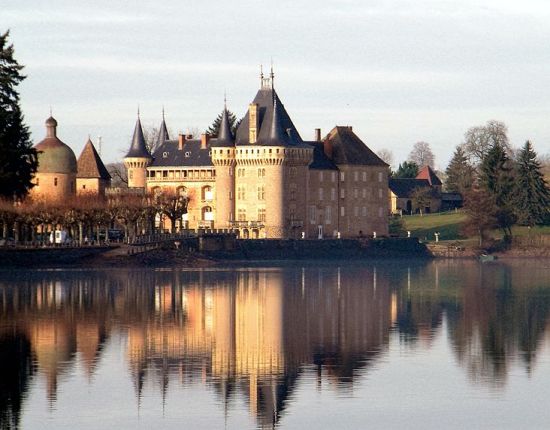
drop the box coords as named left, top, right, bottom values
left=1, top=261, right=550, bottom=428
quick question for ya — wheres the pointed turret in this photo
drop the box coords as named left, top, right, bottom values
left=126, top=116, right=151, bottom=158
left=124, top=113, right=152, bottom=189
left=154, top=109, right=170, bottom=152
left=216, top=107, right=234, bottom=145
left=266, top=97, right=289, bottom=146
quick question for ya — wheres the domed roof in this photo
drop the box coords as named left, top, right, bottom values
left=34, top=116, right=77, bottom=174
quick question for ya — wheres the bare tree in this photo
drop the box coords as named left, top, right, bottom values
left=106, top=162, right=128, bottom=188
left=408, top=141, right=435, bottom=168
left=461, top=120, right=511, bottom=166
left=410, top=186, right=433, bottom=216
left=376, top=149, right=394, bottom=167
left=153, top=189, right=189, bottom=234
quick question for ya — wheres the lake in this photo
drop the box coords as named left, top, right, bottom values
left=1, top=260, right=550, bottom=429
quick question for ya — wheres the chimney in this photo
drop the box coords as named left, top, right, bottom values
left=323, top=139, right=333, bottom=159
left=178, top=134, right=185, bottom=150
left=249, top=103, right=258, bottom=144
left=314, top=128, right=321, bottom=142
left=200, top=133, right=210, bottom=149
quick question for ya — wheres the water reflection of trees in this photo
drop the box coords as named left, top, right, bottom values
left=1, top=262, right=550, bottom=427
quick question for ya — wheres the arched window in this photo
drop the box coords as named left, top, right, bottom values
left=202, top=185, right=213, bottom=201
left=202, top=206, right=213, bottom=221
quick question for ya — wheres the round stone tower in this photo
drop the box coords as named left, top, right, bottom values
left=32, top=116, right=77, bottom=202
left=124, top=115, right=152, bottom=189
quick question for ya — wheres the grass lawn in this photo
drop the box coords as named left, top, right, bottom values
left=395, top=211, right=550, bottom=243
left=397, top=211, right=467, bottom=241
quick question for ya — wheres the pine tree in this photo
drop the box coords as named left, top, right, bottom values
left=480, top=142, right=516, bottom=239
left=514, top=141, right=550, bottom=226
left=206, top=110, right=240, bottom=137
left=393, top=161, right=419, bottom=178
left=0, top=30, right=37, bottom=199
left=445, top=146, right=474, bottom=193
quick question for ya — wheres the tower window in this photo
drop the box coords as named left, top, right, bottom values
left=36, top=178, right=39, bottom=186
left=54, top=177, right=58, bottom=186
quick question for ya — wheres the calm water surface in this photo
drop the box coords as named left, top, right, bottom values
left=1, top=260, right=550, bottom=429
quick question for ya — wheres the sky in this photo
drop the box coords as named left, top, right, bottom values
left=5, top=0, right=550, bottom=169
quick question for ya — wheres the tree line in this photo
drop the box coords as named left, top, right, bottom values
left=0, top=190, right=189, bottom=246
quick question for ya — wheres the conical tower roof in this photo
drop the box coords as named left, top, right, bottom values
left=214, top=107, right=235, bottom=147
left=154, top=113, right=170, bottom=151
left=126, top=116, right=151, bottom=158
left=77, top=138, right=111, bottom=179
left=265, top=96, right=290, bottom=145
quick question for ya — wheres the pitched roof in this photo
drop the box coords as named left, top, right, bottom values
left=416, top=165, right=442, bottom=186
left=77, top=138, right=111, bottom=179
left=324, top=126, right=388, bottom=166
left=307, top=142, right=339, bottom=170
left=389, top=178, right=431, bottom=198
left=150, top=139, right=214, bottom=167
left=126, top=117, right=151, bottom=158
left=235, top=88, right=307, bottom=147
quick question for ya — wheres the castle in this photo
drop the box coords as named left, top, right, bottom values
left=125, top=73, right=390, bottom=239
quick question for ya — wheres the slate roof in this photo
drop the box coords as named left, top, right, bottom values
left=235, top=88, right=307, bottom=147
left=210, top=108, right=235, bottom=147
left=389, top=178, right=431, bottom=198
left=307, top=142, right=339, bottom=170
left=416, top=165, right=442, bottom=186
left=324, top=126, right=388, bottom=166
left=150, top=139, right=214, bottom=167
left=126, top=117, right=152, bottom=158
left=77, top=138, right=111, bottom=179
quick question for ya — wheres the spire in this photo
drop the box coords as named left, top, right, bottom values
left=217, top=105, right=234, bottom=145
left=125, top=114, right=151, bottom=158
left=270, top=60, right=274, bottom=90
left=267, top=96, right=288, bottom=145
left=155, top=110, right=170, bottom=151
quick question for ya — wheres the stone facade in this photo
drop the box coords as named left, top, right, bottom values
left=125, top=78, right=390, bottom=238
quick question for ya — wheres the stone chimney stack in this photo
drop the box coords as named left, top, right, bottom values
left=178, top=134, right=185, bottom=150
left=315, top=128, right=321, bottom=142
left=249, top=103, right=258, bottom=144
left=323, top=139, right=333, bottom=159
left=200, top=133, right=210, bottom=149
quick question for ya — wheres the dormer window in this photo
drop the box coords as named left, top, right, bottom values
left=185, top=151, right=191, bottom=157
left=163, top=152, right=169, bottom=158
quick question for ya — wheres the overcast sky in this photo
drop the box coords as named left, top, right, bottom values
left=5, top=0, right=550, bottom=168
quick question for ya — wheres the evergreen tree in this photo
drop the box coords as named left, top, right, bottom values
left=480, top=142, right=516, bottom=239
left=0, top=30, right=37, bottom=199
left=393, top=161, right=419, bottom=178
left=514, top=141, right=550, bottom=226
left=445, top=146, right=474, bottom=193
left=206, top=110, right=240, bottom=137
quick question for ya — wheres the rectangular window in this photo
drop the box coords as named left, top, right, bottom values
left=229, top=191, right=233, bottom=200
left=362, top=188, right=367, bottom=198
left=319, top=171, right=324, bottom=182
left=340, top=172, right=345, bottom=182
left=332, top=172, right=337, bottom=182
left=309, top=206, right=316, bottom=224
left=340, top=206, right=345, bottom=217
left=354, top=206, right=359, bottom=217
left=378, top=172, right=383, bottom=182
left=331, top=188, right=336, bottom=201
left=325, top=206, right=332, bottom=224
left=340, top=189, right=345, bottom=198
left=258, top=208, right=266, bottom=222
left=205, top=190, right=213, bottom=201
left=378, top=207, right=383, bottom=217
left=54, top=177, right=58, bottom=186
left=238, top=209, right=246, bottom=221
left=354, top=171, right=359, bottom=181
left=362, top=206, right=367, bottom=216
left=319, top=188, right=324, bottom=201
left=378, top=188, right=383, bottom=198
left=354, top=188, right=358, bottom=198
left=363, top=172, right=367, bottom=182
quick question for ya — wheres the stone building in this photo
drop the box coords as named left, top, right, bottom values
left=126, top=75, right=389, bottom=238
left=389, top=165, right=443, bottom=214
left=76, top=138, right=111, bottom=196
left=31, top=116, right=77, bottom=202
left=31, top=116, right=111, bottom=202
